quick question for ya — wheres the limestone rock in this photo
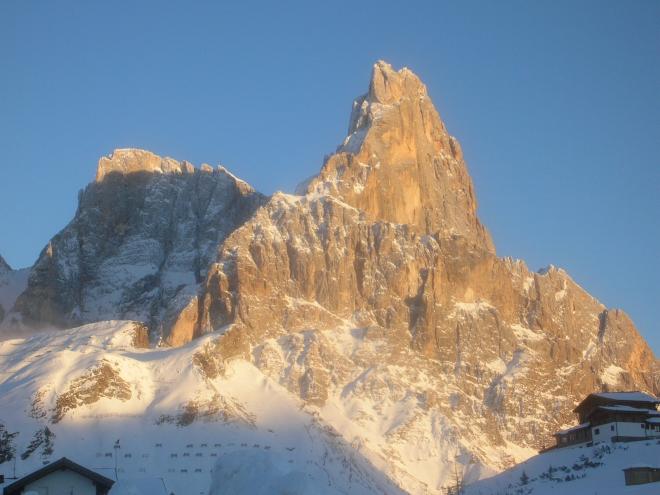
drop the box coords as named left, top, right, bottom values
left=0, top=255, right=29, bottom=326
left=95, top=148, right=195, bottom=182
left=12, top=150, right=266, bottom=341
left=305, top=61, right=494, bottom=253
left=4, top=61, right=657, bottom=489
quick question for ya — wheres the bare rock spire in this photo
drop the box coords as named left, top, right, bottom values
left=305, top=61, right=494, bottom=253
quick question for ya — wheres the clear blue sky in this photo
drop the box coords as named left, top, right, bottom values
left=1, top=1, right=658, bottom=354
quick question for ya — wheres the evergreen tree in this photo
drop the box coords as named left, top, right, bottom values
left=520, top=470, right=530, bottom=485
left=0, top=424, right=18, bottom=464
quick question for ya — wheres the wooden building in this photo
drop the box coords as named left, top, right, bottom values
left=554, top=391, right=660, bottom=448
left=623, top=466, right=660, bottom=486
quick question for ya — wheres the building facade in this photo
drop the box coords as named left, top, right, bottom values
left=3, top=457, right=114, bottom=495
left=554, top=391, right=660, bottom=448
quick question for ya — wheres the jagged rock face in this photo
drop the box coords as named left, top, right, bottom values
left=178, top=62, right=658, bottom=484
left=305, top=61, right=493, bottom=253
left=193, top=191, right=658, bottom=451
left=12, top=149, right=266, bottom=341
left=3, top=61, right=658, bottom=492
left=50, top=359, right=132, bottom=423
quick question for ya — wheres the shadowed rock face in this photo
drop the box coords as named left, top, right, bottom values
left=12, top=149, right=266, bottom=340
left=0, top=255, right=10, bottom=274
left=0, top=254, right=29, bottom=327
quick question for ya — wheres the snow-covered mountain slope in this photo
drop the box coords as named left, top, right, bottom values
left=464, top=440, right=660, bottom=495
left=0, top=256, right=29, bottom=328
left=0, top=319, right=516, bottom=494
left=4, top=316, right=649, bottom=494
left=0, top=321, right=406, bottom=495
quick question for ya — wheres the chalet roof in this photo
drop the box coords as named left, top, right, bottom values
left=592, top=392, right=659, bottom=402
left=555, top=422, right=590, bottom=435
left=3, top=457, right=115, bottom=495
left=596, top=405, right=660, bottom=415
left=573, top=391, right=660, bottom=414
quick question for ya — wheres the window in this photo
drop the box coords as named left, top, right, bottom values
left=594, top=428, right=599, bottom=435
left=611, top=425, right=615, bottom=431
left=641, top=423, right=646, bottom=429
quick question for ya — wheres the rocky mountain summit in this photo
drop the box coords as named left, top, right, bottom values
left=1, top=61, right=657, bottom=493
left=11, top=149, right=266, bottom=343
left=304, top=60, right=493, bottom=252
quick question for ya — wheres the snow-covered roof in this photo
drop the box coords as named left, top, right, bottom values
left=646, top=417, right=660, bottom=424
left=592, top=391, right=659, bottom=403
left=556, top=422, right=590, bottom=435
left=596, top=404, right=660, bottom=414
left=3, top=457, right=115, bottom=495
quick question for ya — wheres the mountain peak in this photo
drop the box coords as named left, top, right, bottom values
left=367, top=60, right=427, bottom=105
left=306, top=61, right=494, bottom=252
left=95, top=148, right=195, bottom=182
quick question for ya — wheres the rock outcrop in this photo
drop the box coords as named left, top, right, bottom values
left=305, top=61, right=494, bottom=253
left=0, top=255, right=29, bottom=326
left=0, top=256, right=9, bottom=322
left=11, top=149, right=266, bottom=340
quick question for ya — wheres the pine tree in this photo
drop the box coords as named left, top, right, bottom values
left=42, top=427, right=55, bottom=458
left=0, top=424, right=18, bottom=464
left=520, top=470, right=530, bottom=485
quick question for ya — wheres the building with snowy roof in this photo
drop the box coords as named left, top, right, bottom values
left=554, top=391, right=660, bottom=448
left=2, top=457, right=115, bottom=495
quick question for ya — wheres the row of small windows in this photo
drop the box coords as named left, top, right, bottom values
left=594, top=423, right=660, bottom=434
left=593, top=425, right=616, bottom=435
